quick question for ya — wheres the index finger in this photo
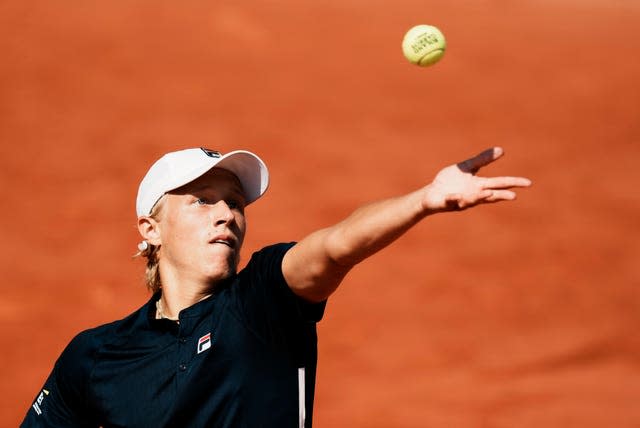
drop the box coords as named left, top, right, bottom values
left=482, top=176, right=532, bottom=189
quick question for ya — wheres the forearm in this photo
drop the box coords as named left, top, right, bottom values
left=283, top=187, right=434, bottom=302
left=323, top=188, right=431, bottom=267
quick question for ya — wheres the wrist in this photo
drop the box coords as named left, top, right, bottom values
left=419, top=184, right=448, bottom=216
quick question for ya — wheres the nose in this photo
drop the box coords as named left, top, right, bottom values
left=214, top=200, right=235, bottom=226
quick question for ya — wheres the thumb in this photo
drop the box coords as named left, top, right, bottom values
left=444, top=194, right=463, bottom=211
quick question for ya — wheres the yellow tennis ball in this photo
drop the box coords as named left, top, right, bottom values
left=402, top=24, right=446, bottom=67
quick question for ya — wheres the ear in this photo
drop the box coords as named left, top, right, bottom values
left=137, top=216, right=162, bottom=246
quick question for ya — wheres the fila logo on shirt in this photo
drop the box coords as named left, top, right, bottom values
left=32, top=389, right=49, bottom=416
left=197, top=332, right=212, bottom=354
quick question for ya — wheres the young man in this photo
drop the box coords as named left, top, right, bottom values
left=22, top=146, right=531, bottom=427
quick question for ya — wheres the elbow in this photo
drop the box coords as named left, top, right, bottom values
left=324, top=227, right=364, bottom=268
left=292, top=257, right=352, bottom=303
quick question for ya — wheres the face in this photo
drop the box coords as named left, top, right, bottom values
left=147, top=168, right=247, bottom=286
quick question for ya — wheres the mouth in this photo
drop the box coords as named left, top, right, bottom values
left=210, top=236, right=236, bottom=249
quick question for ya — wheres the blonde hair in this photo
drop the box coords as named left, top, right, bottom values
left=134, top=197, right=164, bottom=293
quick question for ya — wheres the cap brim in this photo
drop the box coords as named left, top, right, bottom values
left=213, top=151, right=269, bottom=205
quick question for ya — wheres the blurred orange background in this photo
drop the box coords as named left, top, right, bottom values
left=1, top=1, right=639, bottom=426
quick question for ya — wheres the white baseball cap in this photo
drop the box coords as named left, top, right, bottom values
left=136, top=147, right=269, bottom=217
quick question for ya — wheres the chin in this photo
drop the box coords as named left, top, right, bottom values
left=204, top=263, right=237, bottom=283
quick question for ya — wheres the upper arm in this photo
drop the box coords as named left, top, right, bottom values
left=22, top=365, right=87, bottom=427
left=282, top=227, right=353, bottom=303
left=21, top=332, right=96, bottom=427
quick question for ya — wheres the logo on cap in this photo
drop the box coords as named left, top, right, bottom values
left=200, top=148, right=221, bottom=158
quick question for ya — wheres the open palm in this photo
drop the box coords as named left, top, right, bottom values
left=423, top=147, right=532, bottom=212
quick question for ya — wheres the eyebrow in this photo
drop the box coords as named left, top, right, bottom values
left=186, top=176, right=245, bottom=198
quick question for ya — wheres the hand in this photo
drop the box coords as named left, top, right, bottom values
left=422, top=147, right=532, bottom=212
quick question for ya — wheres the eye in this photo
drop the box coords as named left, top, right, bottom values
left=226, top=199, right=244, bottom=211
left=194, top=197, right=208, bottom=206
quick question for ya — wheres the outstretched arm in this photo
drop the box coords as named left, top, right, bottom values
left=282, top=147, right=532, bottom=302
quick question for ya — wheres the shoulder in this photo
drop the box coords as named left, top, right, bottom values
left=61, top=321, right=113, bottom=361
left=58, top=299, right=152, bottom=370
left=232, top=242, right=325, bottom=324
left=242, top=242, right=296, bottom=275
left=249, top=242, right=296, bottom=261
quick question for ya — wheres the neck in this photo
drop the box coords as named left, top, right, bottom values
left=158, top=286, right=215, bottom=322
left=157, top=283, right=215, bottom=320
left=156, top=266, right=227, bottom=320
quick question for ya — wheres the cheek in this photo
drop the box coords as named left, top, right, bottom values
left=236, top=218, right=247, bottom=244
left=162, top=213, right=204, bottom=247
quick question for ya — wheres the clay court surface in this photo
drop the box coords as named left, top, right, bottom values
left=1, top=1, right=639, bottom=426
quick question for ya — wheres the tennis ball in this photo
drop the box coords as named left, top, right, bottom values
left=402, top=25, right=446, bottom=67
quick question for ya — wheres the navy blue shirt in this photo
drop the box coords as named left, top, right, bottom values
left=22, top=243, right=326, bottom=427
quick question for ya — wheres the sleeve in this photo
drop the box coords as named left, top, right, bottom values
left=232, top=243, right=327, bottom=342
left=20, top=331, right=97, bottom=428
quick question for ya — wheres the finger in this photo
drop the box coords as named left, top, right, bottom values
left=445, top=190, right=493, bottom=210
left=481, top=176, right=532, bottom=189
left=484, top=189, right=517, bottom=202
left=457, top=147, right=504, bottom=173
